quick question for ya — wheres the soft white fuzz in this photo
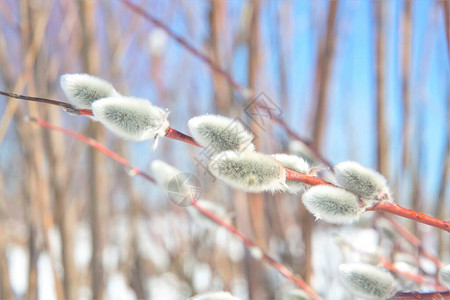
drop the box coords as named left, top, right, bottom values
left=209, top=151, right=287, bottom=193
left=60, top=73, right=119, bottom=109
left=150, top=160, right=181, bottom=190
left=335, top=161, right=390, bottom=200
left=186, top=200, right=230, bottom=230
left=92, top=97, right=169, bottom=141
left=188, top=291, right=241, bottom=300
left=439, top=264, right=450, bottom=289
left=188, top=115, right=255, bottom=154
left=272, top=153, right=310, bottom=194
left=338, top=263, right=396, bottom=299
left=280, top=289, right=312, bottom=300
left=302, top=185, right=361, bottom=224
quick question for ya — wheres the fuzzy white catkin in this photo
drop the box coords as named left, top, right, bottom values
left=335, top=161, right=389, bottom=200
left=439, top=264, right=450, bottom=289
left=302, top=185, right=361, bottom=224
left=339, top=264, right=396, bottom=300
left=92, top=97, right=169, bottom=141
left=188, top=115, right=255, bottom=154
left=279, top=289, right=312, bottom=300
left=209, top=151, right=287, bottom=193
left=272, top=153, right=310, bottom=194
left=60, top=73, right=119, bottom=109
left=150, top=160, right=181, bottom=190
left=188, top=291, right=241, bottom=300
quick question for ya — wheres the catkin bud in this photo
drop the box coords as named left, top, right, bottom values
left=188, top=115, right=255, bottom=154
left=60, top=73, right=119, bottom=109
left=439, top=264, right=450, bottom=289
left=92, top=97, right=169, bottom=141
left=188, top=291, right=241, bottom=300
left=209, top=151, right=287, bottom=193
left=272, top=154, right=310, bottom=194
left=335, top=161, right=390, bottom=200
left=302, top=185, right=362, bottom=224
left=339, top=264, right=396, bottom=299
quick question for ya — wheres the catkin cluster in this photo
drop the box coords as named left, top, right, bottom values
left=61, top=73, right=170, bottom=143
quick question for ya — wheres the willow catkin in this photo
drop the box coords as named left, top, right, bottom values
left=335, top=161, right=390, bottom=200
left=92, top=96, right=169, bottom=142
left=60, top=73, right=119, bottom=109
left=188, top=114, right=255, bottom=154
left=302, top=185, right=362, bottom=224
left=209, top=151, right=287, bottom=193
left=338, top=263, right=397, bottom=299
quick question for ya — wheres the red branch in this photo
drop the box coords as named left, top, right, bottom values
left=285, top=168, right=332, bottom=186
left=29, top=117, right=320, bottom=299
left=28, top=118, right=155, bottom=183
left=165, top=128, right=201, bottom=147
left=382, top=216, right=442, bottom=268
left=367, top=202, right=450, bottom=233
left=191, top=201, right=321, bottom=300
left=390, top=291, right=450, bottom=300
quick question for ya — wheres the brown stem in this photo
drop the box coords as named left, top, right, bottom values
left=368, top=202, right=450, bottom=232
left=0, top=91, right=93, bottom=116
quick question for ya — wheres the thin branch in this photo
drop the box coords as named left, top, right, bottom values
left=28, top=117, right=321, bottom=300
left=0, top=91, right=92, bottom=116
left=367, top=202, right=450, bottom=232
left=390, top=291, right=450, bottom=300
left=7, top=89, right=448, bottom=231
left=381, top=216, right=442, bottom=268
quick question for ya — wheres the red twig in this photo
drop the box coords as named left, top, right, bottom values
left=165, top=128, right=201, bottom=147
left=27, top=117, right=154, bottom=183
left=390, top=291, right=450, bottom=300
left=381, top=216, right=442, bottom=268
left=191, top=200, right=321, bottom=300
left=367, top=202, right=450, bottom=233
left=29, top=117, right=320, bottom=299
left=285, top=168, right=332, bottom=186
left=379, top=258, right=442, bottom=290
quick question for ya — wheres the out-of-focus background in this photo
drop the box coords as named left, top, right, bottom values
left=0, top=0, right=448, bottom=299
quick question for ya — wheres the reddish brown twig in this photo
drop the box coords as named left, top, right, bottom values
left=285, top=168, right=332, bottom=186
left=381, top=216, right=442, bottom=268
left=367, top=202, right=450, bottom=233
left=27, top=117, right=155, bottom=183
left=0, top=91, right=93, bottom=116
left=165, top=127, right=201, bottom=147
left=29, top=117, right=321, bottom=299
left=191, top=200, right=321, bottom=300
left=390, top=291, right=450, bottom=300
